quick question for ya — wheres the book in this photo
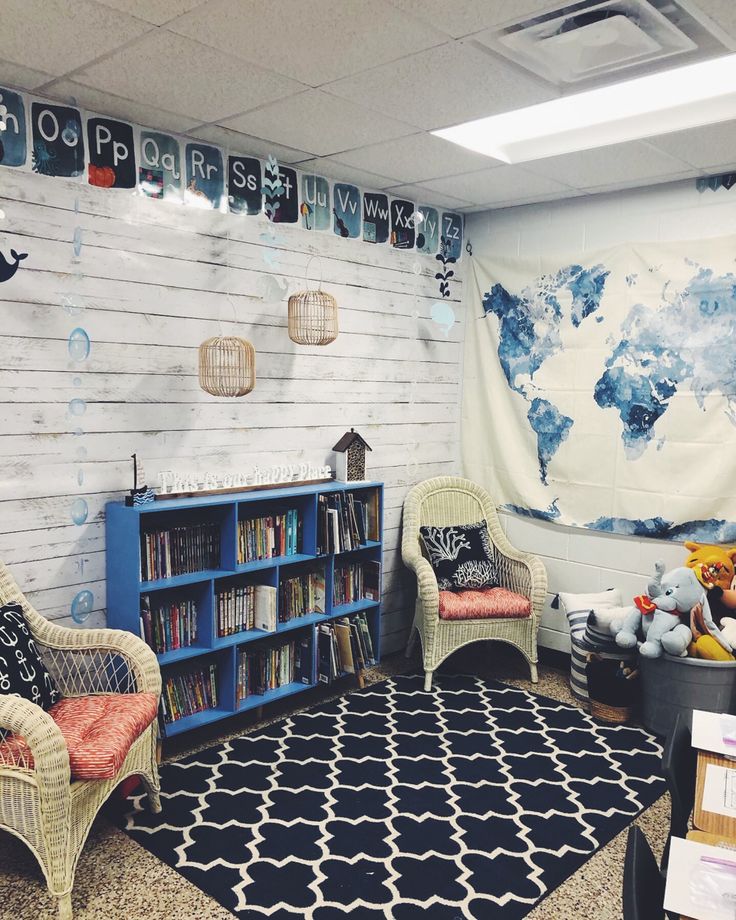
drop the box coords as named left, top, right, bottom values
left=140, top=521, right=220, bottom=581
left=356, top=611, right=376, bottom=665
left=237, top=509, right=301, bottom=564
left=295, top=635, right=312, bottom=684
left=365, top=490, right=379, bottom=541
left=140, top=594, right=198, bottom=655
left=316, top=616, right=373, bottom=685
left=316, top=489, right=379, bottom=555
left=237, top=639, right=296, bottom=702
left=216, top=584, right=256, bottom=637
left=317, top=624, right=333, bottom=684
left=353, top=499, right=367, bottom=544
left=279, top=569, right=326, bottom=622
left=254, top=584, right=278, bottom=632
left=333, top=561, right=380, bottom=606
left=350, top=620, right=366, bottom=673
left=364, top=561, right=380, bottom=602
left=335, top=622, right=355, bottom=674
left=159, top=661, right=218, bottom=724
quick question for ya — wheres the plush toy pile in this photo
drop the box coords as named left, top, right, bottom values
left=603, top=541, right=736, bottom=660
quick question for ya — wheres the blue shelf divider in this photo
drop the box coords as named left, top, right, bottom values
left=106, top=480, right=383, bottom=740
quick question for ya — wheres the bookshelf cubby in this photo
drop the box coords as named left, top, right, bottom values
left=106, top=481, right=383, bottom=739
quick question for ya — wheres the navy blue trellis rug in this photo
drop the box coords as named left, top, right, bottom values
left=122, top=674, right=665, bottom=920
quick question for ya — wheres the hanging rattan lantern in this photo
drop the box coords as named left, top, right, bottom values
left=288, top=288, right=338, bottom=345
left=198, top=335, right=255, bottom=397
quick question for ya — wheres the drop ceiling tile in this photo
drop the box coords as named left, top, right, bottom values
left=41, top=79, right=200, bottom=132
left=94, top=0, right=208, bottom=25
left=383, top=183, right=472, bottom=210
left=582, top=172, right=700, bottom=197
left=324, top=40, right=556, bottom=131
left=168, top=0, right=447, bottom=86
left=220, top=91, right=415, bottom=158
left=0, top=0, right=153, bottom=77
left=189, top=125, right=313, bottom=165
left=296, top=158, right=401, bottom=190
left=330, top=132, right=499, bottom=184
left=684, top=1, right=736, bottom=43
left=0, top=61, right=54, bottom=92
left=646, top=121, right=736, bottom=170
left=482, top=188, right=586, bottom=210
left=386, top=0, right=556, bottom=39
left=521, top=141, right=694, bottom=189
left=420, top=165, right=572, bottom=206
left=73, top=30, right=306, bottom=123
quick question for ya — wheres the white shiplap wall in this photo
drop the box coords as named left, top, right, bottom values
left=0, top=169, right=464, bottom=655
left=466, top=177, right=736, bottom=653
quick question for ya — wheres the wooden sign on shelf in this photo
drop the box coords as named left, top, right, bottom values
left=155, top=476, right=334, bottom=501
left=154, top=463, right=335, bottom=501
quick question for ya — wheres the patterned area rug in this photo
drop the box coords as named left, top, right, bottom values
left=122, top=674, right=665, bottom=920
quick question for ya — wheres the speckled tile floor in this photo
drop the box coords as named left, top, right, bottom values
left=0, top=646, right=668, bottom=920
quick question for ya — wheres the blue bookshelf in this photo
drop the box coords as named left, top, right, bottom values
left=106, top=480, right=383, bottom=739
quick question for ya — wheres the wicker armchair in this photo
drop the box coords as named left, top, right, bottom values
left=0, top=560, right=161, bottom=920
left=402, top=477, right=547, bottom=690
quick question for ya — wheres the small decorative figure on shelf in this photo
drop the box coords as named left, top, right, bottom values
left=127, top=453, right=155, bottom=506
left=332, top=428, right=371, bottom=482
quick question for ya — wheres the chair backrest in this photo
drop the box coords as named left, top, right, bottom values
left=0, top=558, right=44, bottom=633
left=622, top=825, right=665, bottom=920
left=660, top=710, right=697, bottom=870
left=401, top=476, right=506, bottom=566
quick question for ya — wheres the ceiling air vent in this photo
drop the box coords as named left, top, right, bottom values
left=475, top=0, right=731, bottom=85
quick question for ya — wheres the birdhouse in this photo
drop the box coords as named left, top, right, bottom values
left=332, top=428, right=372, bottom=482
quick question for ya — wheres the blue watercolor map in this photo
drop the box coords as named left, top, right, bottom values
left=483, top=264, right=609, bottom=483
left=480, top=261, right=736, bottom=540
left=594, top=267, right=736, bottom=458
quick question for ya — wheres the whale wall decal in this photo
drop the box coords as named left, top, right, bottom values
left=0, top=248, right=28, bottom=283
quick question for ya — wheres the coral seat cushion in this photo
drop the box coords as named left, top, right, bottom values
left=0, top=692, right=158, bottom=780
left=438, top=587, right=531, bottom=621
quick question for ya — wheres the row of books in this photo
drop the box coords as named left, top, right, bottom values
left=280, top=571, right=326, bottom=622
left=236, top=637, right=311, bottom=701
left=160, top=663, right=218, bottom=724
left=219, top=584, right=285, bottom=636
left=317, top=612, right=376, bottom=684
left=216, top=584, right=256, bottom=637
left=317, top=490, right=379, bottom=555
left=237, top=509, right=301, bottom=564
left=140, top=523, right=220, bottom=582
left=139, top=594, right=198, bottom=655
left=333, top=561, right=381, bottom=606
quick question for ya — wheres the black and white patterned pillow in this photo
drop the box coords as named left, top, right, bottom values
left=0, top=604, right=61, bottom=710
left=420, top=521, right=499, bottom=592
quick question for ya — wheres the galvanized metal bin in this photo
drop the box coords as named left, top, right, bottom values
left=640, top=654, right=736, bottom=737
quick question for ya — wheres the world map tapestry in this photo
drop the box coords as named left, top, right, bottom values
left=462, top=236, right=736, bottom=541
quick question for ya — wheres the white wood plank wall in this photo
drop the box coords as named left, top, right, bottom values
left=0, top=170, right=464, bottom=655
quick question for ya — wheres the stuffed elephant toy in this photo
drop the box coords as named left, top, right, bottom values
left=613, top=562, right=733, bottom=658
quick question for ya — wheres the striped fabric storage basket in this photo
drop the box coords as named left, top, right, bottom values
left=570, top=632, right=593, bottom=699
left=556, top=589, right=633, bottom=701
left=570, top=633, right=637, bottom=701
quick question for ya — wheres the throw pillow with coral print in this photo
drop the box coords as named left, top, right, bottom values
left=419, top=521, right=499, bottom=591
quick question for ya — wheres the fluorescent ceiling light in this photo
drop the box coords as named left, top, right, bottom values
left=432, top=53, right=736, bottom=163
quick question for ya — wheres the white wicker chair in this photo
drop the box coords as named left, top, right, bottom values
left=402, top=477, right=547, bottom=690
left=0, top=560, right=161, bottom=920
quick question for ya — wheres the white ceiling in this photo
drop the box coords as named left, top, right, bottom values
left=0, top=0, right=735, bottom=210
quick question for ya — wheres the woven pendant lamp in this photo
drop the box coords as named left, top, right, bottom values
left=288, top=289, right=338, bottom=345
left=198, top=335, right=255, bottom=397
left=288, top=257, right=338, bottom=345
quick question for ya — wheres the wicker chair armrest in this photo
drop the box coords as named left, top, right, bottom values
left=0, top=695, right=70, bottom=784
left=496, top=551, right=547, bottom=621
left=34, top=622, right=161, bottom=697
left=404, top=554, right=440, bottom=619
